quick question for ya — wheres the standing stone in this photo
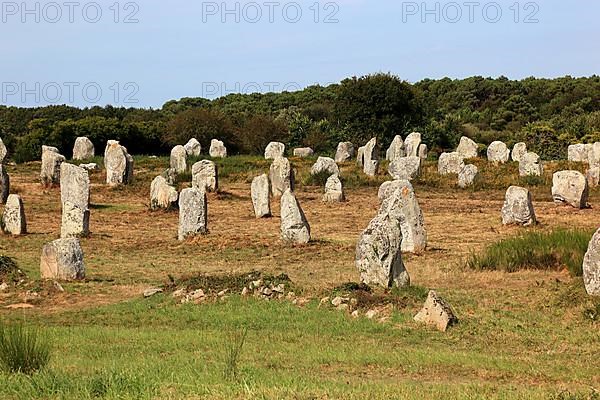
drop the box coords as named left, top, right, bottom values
left=501, top=186, right=536, bottom=226
left=586, top=167, right=600, bottom=187
left=388, top=157, right=421, bottom=181
left=162, top=168, right=178, bottom=185
left=552, top=170, right=589, bottom=209
left=269, top=157, right=294, bottom=197
left=386, top=135, right=405, bottom=161
left=418, top=144, right=428, bottom=159
left=385, top=180, right=427, bottom=254
left=456, top=136, right=479, bottom=159
left=310, top=157, right=339, bottom=176
left=583, top=228, right=600, bottom=296
left=458, top=164, right=478, bottom=188
left=414, top=291, right=458, bottom=332
left=251, top=174, right=271, bottom=218
left=0, top=166, right=8, bottom=204
left=519, top=152, right=543, bottom=177
left=511, top=142, right=527, bottom=162
left=105, top=140, right=133, bottom=185
left=40, top=146, right=65, bottom=186
left=72, top=137, right=95, bottom=160
left=280, top=189, right=310, bottom=244
left=61, top=201, right=90, bottom=238
left=2, top=194, right=26, bottom=235
left=568, top=144, right=592, bottom=162
left=184, top=138, right=201, bottom=157
left=404, top=132, right=422, bottom=157
left=487, top=141, right=510, bottom=163
left=378, top=181, right=398, bottom=203
left=589, top=142, right=600, bottom=167
left=438, top=152, right=465, bottom=175
left=0, top=138, right=7, bottom=164
left=150, top=176, right=178, bottom=210
left=293, top=147, right=314, bottom=158
left=209, top=139, right=227, bottom=158
left=60, top=163, right=90, bottom=211
left=335, top=142, right=355, bottom=163
left=40, top=238, right=85, bottom=281
left=323, top=174, right=344, bottom=202
left=170, top=145, right=187, bottom=174
left=265, top=142, right=286, bottom=159
left=363, top=138, right=380, bottom=177
left=192, top=160, right=218, bottom=192
left=178, top=188, right=208, bottom=241
left=356, top=146, right=366, bottom=167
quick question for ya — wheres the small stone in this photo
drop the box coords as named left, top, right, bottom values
left=586, top=167, right=599, bottom=187
left=53, top=281, right=64, bottom=292
left=0, top=282, right=9, bottom=292
left=323, top=174, right=345, bottom=202
left=365, top=309, right=378, bottom=319
left=172, top=288, right=186, bottom=298
left=79, top=163, right=100, bottom=172
left=5, top=303, right=34, bottom=309
left=144, top=288, right=163, bottom=298
left=286, top=292, right=296, bottom=299
left=311, top=157, right=339, bottom=176
left=273, top=283, right=285, bottom=293
left=217, top=289, right=229, bottom=297
left=331, top=296, right=344, bottom=307
left=438, top=152, right=465, bottom=175
left=351, top=310, right=360, bottom=318
left=568, top=144, right=592, bottom=162
left=418, top=144, right=428, bottom=159
left=319, top=297, right=330, bottom=307
left=293, top=147, right=314, bottom=158
left=414, top=290, right=458, bottom=332
left=189, top=289, right=205, bottom=300
left=241, top=287, right=249, bottom=296
left=337, top=304, right=349, bottom=312
left=262, top=287, right=273, bottom=296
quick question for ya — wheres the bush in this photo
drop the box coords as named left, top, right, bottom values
left=0, top=323, right=51, bottom=375
left=467, top=229, right=592, bottom=276
left=0, top=255, right=24, bottom=283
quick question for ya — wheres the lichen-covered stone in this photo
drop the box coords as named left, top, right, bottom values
left=72, top=137, right=95, bottom=160
left=251, top=174, right=271, bottom=218
left=269, top=157, right=294, bottom=197
left=568, top=144, right=592, bottom=162
left=170, top=145, right=187, bottom=174
left=511, top=142, right=527, bottom=162
left=458, top=164, right=478, bottom=188
left=323, top=174, right=344, bottom=202
left=456, top=136, right=478, bottom=159
left=487, top=141, right=510, bottom=163
left=501, top=186, right=536, bottom=226
left=414, top=290, right=458, bottom=332
left=192, top=160, right=218, bottom=192
left=0, top=165, right=9, bottom=204
left=335, top=142, right=355, bottom=163
left=404, top=132, right=422, bottom=157
left=150, top=176, right=178, bottom=210
left=280, top=189, right=310, bottom=244
left=40, top=238, right=85, bottom=280
left=386, top=135, right=404, bottom=162
left=209, top=139, right=227, bottom=158
left=583, top=228, right=600, bottom=296
left=2, top=194, right=26, bottom=235
left=293, top=147, right=314, bottom=158
left=184, top=138, right=201, bottom=157
left=178, top=188, right=208, bottom=241
left=105, top=140, right=133, bottom=185
left=552, top=170, right=589, bottom=209
left=388, top=156, right=421, bottom=181
left=438, top=152, right=465, bottom=175
left=60, top=163, right=90, bottom=211
left=265, top=142, right=285, bottom=159
left=40, top=146, right=65, bottom=186
left=519, top=152, right=543, bottom=177
left=311, top=157, right=339, bottom=176
left=362, top=138, right=379, bottom=177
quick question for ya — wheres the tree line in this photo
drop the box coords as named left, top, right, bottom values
left=1, top=73, right=599, bottom=162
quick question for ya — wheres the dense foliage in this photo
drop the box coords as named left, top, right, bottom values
left=1, top=74, right=599, bottom=163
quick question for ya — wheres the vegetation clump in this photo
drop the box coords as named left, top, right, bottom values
left=0, top=323, right=51, bottom=375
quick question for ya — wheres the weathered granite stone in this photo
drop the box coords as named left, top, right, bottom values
left=150, top=176, right=178, bottom=210
left=0, top=138, right=7, bottom=163
left=209, top=139, right=227, bottom=158
left=251, top=174, right=271, bottom=218
left=586, top=167, right=599, bottom=187
left=511, top=142, right=527, bottom=162
left=404, top=132, right=422, bottom=157
left=383, top=180, right=427, bottom=254
left=40, top=238, right=85, bottom=280
left=418, top=144, right=428, bottom=159
left=280, top=189, right=310, bottom=244
left=178, top=187, right=208, bottom=240
left=170, top=145, right=187, bottom=174
left=589, top=142, right=600, bottom=168
left=269, top=157, right=294, bottom=197
left=438, top=152, right=465, bottom=175
left=60, top=163, right=90, bottom=211
left=458, top=164, right=478, bottom=188
left=363, top=138, right=380, bottom=177
left=356, top=146, right=366, bottom=167
left=323, top=174, right=344, bottom=202
left=414, top=290, right=458, bottom=332
left=0, top=166, right=8, bottom=204
left=192, top=160, right=218, bottom=192
left=388, top=156, right=421, bottom=181
left=40, top=146, right=65, bottom=186
left=61, top=201, right=90, bottom=238
left=104, top=140, right=133, bottom=185
left=72, top=137, right=95, bottom=160
left=456, top=136, right=478, bottom=159
left=265, top=142, right=286, bottom=159
left=2, top=194, right=26, bottom=235
left=583, top=228, right=600, bottom=296
left=487, top=141, right=510, bottom=163
left=80, top=163, right=100, bottom=172
left=552, top=170, right=589, bottom=209
left=568, top=144, right=592, bottom=162
left=293, top=147, right=314, bottom=158
left=386, top=135, right=404, bottom=161
left=311, top=157, right=339, bottom=176
left=519, top=152, right=543, bottom=177
left=335, top=142, right=355, bottom=163
left=501, top=186, right=536, bottom=226
left=184, top=138, right=201, bottom=157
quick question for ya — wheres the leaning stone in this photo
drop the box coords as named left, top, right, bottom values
left=568, top=144, right=592, bottom=162
left=501, top=186, right=536, bottom=226
left=265, top=142, right=285, bottom=159
left=251, top=174, right=271, bottom=218
left=456, top=136, right=478, bottom=159
left=61, top=201, right=90, bottom=238
left=414, top=290, right=458, bottom=332
left=356, top=146, right=366, bottom=167
left=150, top=176, right=178, bottom=210
left=170, top=145, right=187, bottom=174
left=487, top=141, right=510, bottom=163
left=323, top=174, right=344, bottom=202
left=418, top=144, right=428, bottom=159
left=40, top=238, right=85, bottom=281
left=438, top=152, right=465, bottom=175
left=388, top=156, right=421, bottom=181
left=552, top=170, right=589, bottom=209
left=0, top=138, right=7, bottom=163
left=404, top=132, right=422, bottom=157
left=280, top=189, right=310, bottom=244
left=293, top=147, right=314, bottom=158
left=184, top=138, right=201, bottom=157
left=335, top=142, right=355, bottom=163
left=72, top=137, right=95, bottom=160
left=458, top=164, right=478, bottom=188
left=192, top=160, right=218, bottom=192
left=40, top=146, right=65, bottom=186
left=586, top=167, right=599, bottom=187
left=583, top=228, right=600, bottom=296
left=311, top=157, right=339, bottom=176
left=178, top=188, right=208, bottom=241
left=269, top=157, right=294, bottom=197
left=519, top=152, right=543, bottom=177
left=209, top=139, right=227, bottom=158
left=0, top=166, right=8, bottom=204
left=363, top=138, right=380, bottom=177
left=384, top=180, right=427, bottom=253
left=2, top=194, right=26, bottom=235
left=386, top=135, right=405, bottom=162
left=104, top=140, right=133, bottom=185
left=60, top=163, right=90, bottom=211
left=511, top=142, right=527, bottom=162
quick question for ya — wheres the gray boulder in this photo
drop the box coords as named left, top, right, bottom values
left=335, top=142, right=355, bottom=163
left=2, top=194, right=26, bottom=235
left=323, top=174, right=344, bottom=202
left=311, top=157, right=339, bottom=176
left=251, top=174, right=271, bottom=218
left=583, top=228, right=600, bottom=296
left=511, top=142, right=527, bottom=162
left=40, top=238, right=85, bottom=280
left=388, top=156, right=421, bottom=181
left=458, top=164, right=478, bottom=188
left=438, top=152, right=465, bottom=175
left=404, top=132, right=422, bottom=157
left=414, top=290, right=458, bottom=332
left=265, top=142, right=286, bottom=159
left=386, top=135, right=404, bottom=161
left=40, top=146, right=65, bottom=186
left=184, top=138, right=201, bottom=157
left=501, top=186, right=536, bottom=226
left=362, top=138, right=379, bottom=177
left=178, top=188, right=208, bottom=241
left=487, top=141, right=510, bottom=163
left=209, top=139, right=227, bottom=158
left=192, top=160, right=218, bottom=192
left=552, top=170, right=589, bottom=209
left=518, top=152, right=543, bottom=177
left=293, top=147, right=314, bottom=158
left=104, top=140, right=133, bottom=185
left=456, top=136, right=478, bottom=159
left=269, top=157, right=294, bottom=197
left=170, top=145, right=187, bottom=174
left=280, top=189, right=310, bottom=244
left=150, top=176, right=178, bottom=210
left=72, top=137, right=95, bottom=160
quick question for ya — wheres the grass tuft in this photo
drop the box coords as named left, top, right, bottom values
left=223, top=327, right=248, bottom=382
left=0, top=322, right=51, bottom=375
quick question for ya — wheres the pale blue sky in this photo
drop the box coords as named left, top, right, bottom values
left=1, top=0, right=598, bottom=107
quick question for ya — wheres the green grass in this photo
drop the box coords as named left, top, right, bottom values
left=467, top=229, right=592, bottom=276
left=0, top=322, right=51, bottom=375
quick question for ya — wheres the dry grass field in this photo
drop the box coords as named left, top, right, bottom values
left=0, top=155, right=599, bottom=399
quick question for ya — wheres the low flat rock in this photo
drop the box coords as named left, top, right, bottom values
left=311, top=157, right=339, bottom=176
left=414, top=290, right=458, bottom=332
left=293, top=147, right=314, bottom=158
left=568, top=144, right=592, bottom=162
